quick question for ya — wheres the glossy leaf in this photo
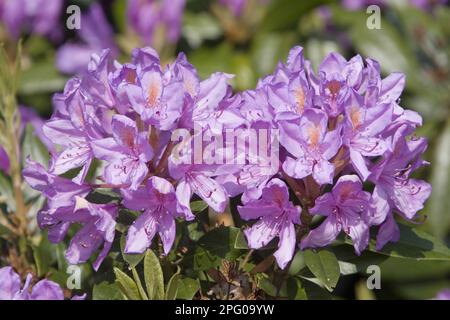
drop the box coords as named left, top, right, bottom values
left=143, top=249, right=165, bottom=300
left=114, top=267, right=141, bottom=300
left=304, top=249, right=340, bottom=291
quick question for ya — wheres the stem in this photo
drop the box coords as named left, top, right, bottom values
left=282, top=172, right=306, bottom=206
left=241, top=249, right=254, bottom=270
left=6, top=109, right=27, bottom=236
left=154, top=141, right=174, bottom=175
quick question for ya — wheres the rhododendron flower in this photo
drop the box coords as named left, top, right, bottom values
left=91, top=115, right=153, bottom=190
left=65, top=199, right=118, bottom=271
left=238, top=179, right=301, bottom=269
left=343, top=91, right=391, bottom=180
left=369, top=126, right=431, bottom=250
left=22, top=43, right=431, bottom=272
left=122, top=176, right=185, bottom=254
left=280, top=108, right=341, bottom=185
left=43, top=78, right=107, bottom=184
left=126, top=62, right=185, bottom=130
left=127, top=0, right=185, bottom=45
left=301, top=175, right=373, bottom=255
left=0, top=267, right=85, bottom=300
left=0, top=0, right=63, bottom=40
left=22, top=159, right=91, bottom=212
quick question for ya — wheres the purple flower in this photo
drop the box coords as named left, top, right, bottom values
left=169, top=134, right=229, bottom=218
left=238, top=178, right=301, bottom=269
left=301, top=175, right=373, bottom=255
left=127, top=0, right=186, bottom=46
left=125, top=59, right=185, bottom=130
left=254, top=47, right=317, bottom=122
left=122, top=176, right=184, bottom=254
left=56, top=4, right=118, bottom=74
left=316, top=53, right=366, bottom=117
left=108, top=47, right=161, bottom=116
left=0, top=145, right=9, bottom=173
left=36, top=198, right=118, bottom=271
left=91, top=114, right=153, bottom=190
left=23, top=159, right=117, bottom=270
left=0, top=0, right=63, bottom=40
left=22, top=159, right=91, bottom=212
left=43, top=79, right=105, bottom=184
left=342, top=91, right=392, bottom=180
left=0, top=267, right=85, bottom=300
left=369, top=125, right=431, bottom=250
left=64, top=199, right=118, bottom=271
left=280, top=108, right=342, bottom=185
left=81, top=49, right=117, bottom=110
left=434, top=289, right=450, bottom=300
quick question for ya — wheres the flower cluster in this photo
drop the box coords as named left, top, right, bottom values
left=23, top=45, right=431, bottom=271
left=0, top=0, right=63, bottom=40
left=0, top=267, right=84, bottom=300
left=127, top=0, right=186, bottom=46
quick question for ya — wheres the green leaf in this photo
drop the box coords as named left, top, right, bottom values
left=187, top=222, right=205, bottom=241
left=131, top=267, right=149, bottom=300
left=347, top=224, right=450, bottom=261
left=112, top=0, right=127, bottom=33
left=261, top=0, right=332, bottom=31
left=165, top=272, right=180, bottom=300
left=190, top=200, right=208, bottom=213
left=31, top=234, right=56, bottom=277
left=19, top=60, right=66, bottom=95
left=190, top=226, right=243, bottom=270
left=176, top=277, right=200, bottom=300
left=302, top=280, right=335, bottom=300
left=304, top=249, right=340, bottom=291
left=120, top=233, right=145, bottom=268
left=257, top=277, right=278, bottom=297
left=0, top=172, right=15, bottom=212
left=429, top=119, right=450, bottom=239
left=182, top=12, right=222, bottom=48
left=32, top=245, right=50, bottom=277
left=333, top=243, right=450, bottom=280
left=251, top=31, right=296, bottom=76
left=21, top=123, right=49, bottom=167
left=113, top=267, right=141, bottom=300
left=93, top=282, right=125, bottom=300
left=188, top=43, right=233, bottom=80
left=288, top=251, right=306, bottom=276
left=86, top=189, right=120, bottom=204
left=286, top=277, right=307, bottom=300
left=143, top=249, right=164, bottom=300
left=234, top=230, right=249, bottom=249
